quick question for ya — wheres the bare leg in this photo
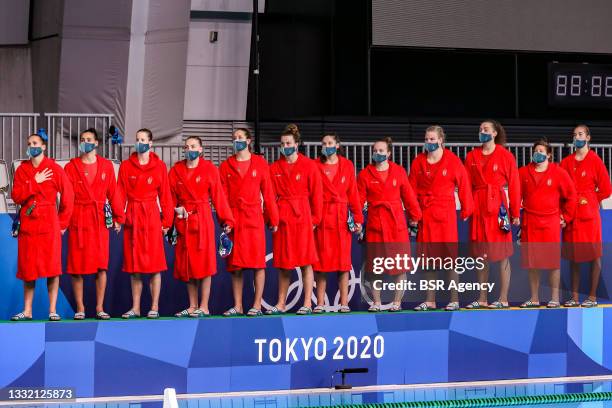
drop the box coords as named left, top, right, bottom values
left=527, top=269, right=540, bottom=303
left=549, top=268, right=560, bottom=303
left=315, top=272, right=327, bottom=306
left=95, top=270, right=107, bottom=313
left=475, top=261, right=490, bottom=305
left=338, top=271, right=349, bottom=306
left=71, top=275, right=85, bottom=313
left=301, top=265, right=314, bottom=308
left=275, top=269, right=291, bottom=310
left=497, top=258, right=511, bottom=304
left=130, top=274, right=142, bottom=314
left=588, top=258, right=602, bottom=301
left=393, top=273, right=406, bottom=305
left=149, top=273, right=161, bottom=312
left=424, top=270, right=437, bottom=307
left=569, top=261, right=581, bottom=302
left=252, top=268, right=265, bottom=311
left=186, top=279, right=198, bottom=311
left=199, top=276, right=211, bottom=314
left=447, top=270, right=459, bottom=303
left=230, top=269, right=244, bottom=313
left=47, top=276, right=60, bottom=314
left=23, top=280, right=35, bottom=317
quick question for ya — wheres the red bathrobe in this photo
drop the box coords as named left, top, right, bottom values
left=357, top=162, right=422, bottom=275
left=12, top=157, right=74, bottom=281
left=313, top=156, right=364, bottom=272
left=117, top=152, right=173, bottom=273
left=65, top=157, right=125, bottom=274
left=464, top=146, right=521, bottom=262
left=560, top=150, right=612, bottom=262
left=519, top=163, right=577, bottom=269
left=269, top=154, right=323, bottom=269
left=219, top=154, right=279, bottom=271
left=409, top=149, right=473, bottom=259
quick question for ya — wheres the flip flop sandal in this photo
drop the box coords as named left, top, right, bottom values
left=49, top=313, right=61, bottom=321
left=368, top=304, right=381, bottom=313
left=174, top=309, right=192, bottom=318
left=189, top=309, right=209, bottom=318
left=247, top=308, right=263, bottom=317
left=296, top=306, right=312, bottom=315
left=313, top=305, right=326, bottom=314
left=563, top=299, right=580, bottom=307
left=547, top=301, right=561, bottom=309
left=223, top=307, right=243, bottom=317
left=147, top=310, right=160, bottom=319
left=338, top=305, right=351, bottom=313
left=465, top=301, right=486, bottom=309
left=264, top=306, right=285, bottom=315
left=445, top=302, right=460, bottom=311
left=414, top=302, right=433, bottom=311
left=96, top=311, right=111, bottom=320
left=488, top=301, right=509, bottom=309
left=388, top=303, right=402, bottom=312
left=520, top=300, right=541, bottom=308
left=122, top=310, right=141, bottom=319
left=11, top=312, right=32, bottom=321
left=581, top=299, right=598, bottom=308
left=73, top=312, right=86, bottom=320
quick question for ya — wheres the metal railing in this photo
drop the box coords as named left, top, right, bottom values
left=0, top=113, right=39, bottom=165
left=46, top=113, right=114, bottom=160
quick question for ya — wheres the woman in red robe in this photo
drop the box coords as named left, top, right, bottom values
left=169, top=136, right=234, bottom=317
left=117, top=128, right=174, bottom=319
left=313, top=133, right=363, bottom=313
left=519, top=139, right=576, bottom=308
left=64, top=128, right=124, bottom=320
left=11, top=133, right=74, bottom=321
left=561, top=124, right=612, bottom=308
left=409, top=126, right=473, bottom=312
left=219, top=128, right=278, bottom=317
left=268, top=124, right=323, bottom=315
left=464, top=120, right=521, bottom=309
left=357, top=137, right=422, bottom=312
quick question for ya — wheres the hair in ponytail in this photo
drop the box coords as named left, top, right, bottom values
left=482, top=119, right=507, bottom=146
left=281, top=123, right=301, bottom=144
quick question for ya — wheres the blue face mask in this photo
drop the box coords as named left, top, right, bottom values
left=372, top=153, right=388, bottom=163
left=479, top=132, right=493, bottom=143
left=281, top=146, right=296, bottom=157
left=233, top=140, right=248, bottom=152
left=185, top=150, right=200, bottom=161
left=322, top=146, right=337, bottom=157
left=532, top=152, right=548, bottom=164
left=134, top=142, right=150, bottom=154
left=26, top=146, right=43, bottom=158
left=574, top=139, right=587, bottom=149
left=79, top=142, right=96, bottom=154
left=424, top=142, right=439, bottom=153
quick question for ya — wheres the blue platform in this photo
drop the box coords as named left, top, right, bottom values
left=1, top=307, right=612, bottom=398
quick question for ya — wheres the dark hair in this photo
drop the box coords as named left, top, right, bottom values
left=28, top=133, right=47, bottom=146
left=185, top=136, right=202, bottom=147
left=533, top=137, right=552, bottom=160
left=281, top=123, right=301, bottom=144
left=234, top=128, right=252, bottom=139
left=574, top=124, right=591, bottom=136
left=136, top=128, right=153, bottom=141
left=80, top=127, right=99, bottom=141
left=374, top=136, right=393, bottom=152
left=482, top=119, right=507, bottom=146
left=320, top=132, right=344, bottom=163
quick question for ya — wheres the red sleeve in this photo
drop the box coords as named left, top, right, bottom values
left=168, top=166, right=179, bottom=210
left=157, top=162, right=174, bottom=229
left=595, top=156, right=612, bottom=203
left=506, top=151, right=521, bottom=219
left=357, top=170, right=368, bottom=209
left=408, top=159, right=418, bottom=192
left=261, top=160, right=279, bottom=227
left=455, top=158, right=474, bottom=220
left=559, top=167, right=577, bottom=223
left=115, top=161, right=128, bottom=223
left=209, top=164, right=235, bottom=228
left=346, top=162, right=364, bottom=224
left=308, top=161, right=324, bottom=226
left=106, top=161, right=125, bottom=224
left=400, top=169, right=422, bottom=222
left=56, top=165, right=74, bottom=230
left=11, top=165, right=40, bottom=205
